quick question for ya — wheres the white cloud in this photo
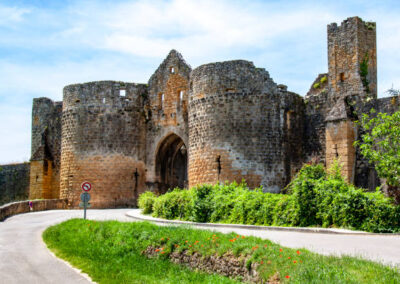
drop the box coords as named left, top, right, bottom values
left=0, top=5, right=30, bottom=26
left=1, top=0, right=400, bottom=164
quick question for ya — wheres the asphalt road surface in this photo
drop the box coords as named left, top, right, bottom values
left=1, top=209, right=399, bottom=284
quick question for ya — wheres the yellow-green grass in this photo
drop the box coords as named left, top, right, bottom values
left=43, top=220, right=400, bottom=283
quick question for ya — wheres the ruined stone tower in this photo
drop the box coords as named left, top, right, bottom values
left=60, top=81, right=148, bottom=207
left=21, top=16, right=399, bottom=208
left=188, top=61, right=304, bottom=191
left=327, top=17, right=377, bottom=101
left=325, top=17, right=377, bottom=183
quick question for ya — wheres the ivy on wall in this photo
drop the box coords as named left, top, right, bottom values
left=360, top=53, right=370, bottom=93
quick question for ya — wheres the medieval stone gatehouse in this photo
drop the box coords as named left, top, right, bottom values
left=21, top=16, right=399, bottom=208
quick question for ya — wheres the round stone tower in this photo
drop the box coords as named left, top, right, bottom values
left=188, top=60, right=304, bottom=192
left=60, top=81, right=147, bottom=207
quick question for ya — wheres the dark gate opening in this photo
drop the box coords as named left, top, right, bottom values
left=156, top=134, right=187, bottom=194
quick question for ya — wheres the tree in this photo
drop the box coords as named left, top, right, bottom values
left=355, top=109, right=400, bottom=203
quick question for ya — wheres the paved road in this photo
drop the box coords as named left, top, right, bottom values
left=128, top=209, right=400, bottom=268
left=1, top=209, right=400, bottom=284
left=0, top=209, right=133, bottom=284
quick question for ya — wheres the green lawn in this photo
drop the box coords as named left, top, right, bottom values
left=43, top=220, right=400, bottom=283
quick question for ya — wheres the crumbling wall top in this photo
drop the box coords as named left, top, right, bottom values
left=62, top=81, right=147, bottom=109
left=190, top=60, right=281, bottom=102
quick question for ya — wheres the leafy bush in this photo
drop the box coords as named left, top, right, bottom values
left=191, top=184, right=214, bottom=222
left=138, top=191, right=157, bottom=214
left=140, top=164, right=400, bottom=233
left=152, top=188, right=193, bottom=220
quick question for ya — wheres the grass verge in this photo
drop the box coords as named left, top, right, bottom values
left=43, top=219, right=400, bottom=283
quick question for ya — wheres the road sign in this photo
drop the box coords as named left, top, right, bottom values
left=81, top=182, right=92, bottom=192
left=80, top=192, right=91, bottom=202
left=80, top=190, right=91, bottom=220
left=79, top=202, right=92, bottom=208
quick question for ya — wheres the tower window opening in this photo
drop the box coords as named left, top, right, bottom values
left=170, top=67, right=175, bottom=73
left=340, top=72, right=345, bottom=82
left=160, top=93, right=165, bottom=109
left=120, top=89, right=126, bottom=97
left=102, top=98, right=106, bottom=104
left=44, top=160, right=48, bottom=176
left=286, top=110, right=294, bottom=130
left=179, top=90, right=184, bottom=102
left=334, top=144, right=339, bottom=158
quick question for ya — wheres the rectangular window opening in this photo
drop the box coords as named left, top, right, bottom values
left=160, top=93, right=165, bottom=109
left=120, top=89, right=126, bottom=97
left=340, top=72, right=345, bottom=82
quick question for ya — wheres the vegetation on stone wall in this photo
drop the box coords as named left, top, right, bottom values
left=140, top=163, right=400, bottom=233
left=355, top=109, right=400, bottom=203
left=360, top=53, right=370, bottom=93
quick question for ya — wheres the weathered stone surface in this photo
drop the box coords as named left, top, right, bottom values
left=188, top=60, right=304, bottom=191
left=30, top=98, right=62, bottom=199
left=328, top=17, right=377, bottom=101
left=144, top=246, right=260, bottom=283
left=0, top=199, right=67, bottom=221
left=0, top=163, right=30, bottom=205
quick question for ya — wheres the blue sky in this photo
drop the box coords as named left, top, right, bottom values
left=1, top=0, right=400, bottom=164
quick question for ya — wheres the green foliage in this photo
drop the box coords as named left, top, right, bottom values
left=142, top=163, right=400, bottom=233
left=192, top=184, right=214, bottom=222
left=320, top=75, right=327, bottom=84
left=365, top=22, right=376, bottom=30
left=152, top=188, right=193, bottom=220
left=43, top=220, right=239, bottom=283
left=44, top=219, right=400, bottom=283
left=386, top=87, right=400, bottom=96
left=138, top=191, right=157, bottom=214
left=313, top=82, right=320, bottom=89
left=355, top=110, right=400, bottom=189
left=360, top=53, right=370, bottom=93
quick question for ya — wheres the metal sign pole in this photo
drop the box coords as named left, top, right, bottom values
left=80, top=183, right=91, bottom=220
left=84, top=197, right=87, bottom=220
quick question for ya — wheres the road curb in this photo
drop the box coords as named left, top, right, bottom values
left=126, top=210, right=400, bottom=236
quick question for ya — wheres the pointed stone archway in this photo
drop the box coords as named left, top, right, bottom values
left=155, top=133, right=188, bottom=194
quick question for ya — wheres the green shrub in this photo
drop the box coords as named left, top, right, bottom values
left=144, top=164, right=400, bottom=233
left=287, top=164, right=326, bottom=226
left=320, top=75, right=327, bottom=84
left=313, top=82, right=320, bottom=89
left=152, top=188, right=193, bottom=220
left=138, top=191, right=157, bottom=214
left=192, top=184, right=215, bottom=222
left=209, top=182, right=245, bottom=223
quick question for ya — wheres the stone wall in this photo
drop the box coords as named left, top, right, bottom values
left=30, top=98, right=62, bottom=199
left=0, top=163, right=30, bottom=205
left=304, top=74, right=330, bottom=163
left=325, top=120, right=357, bottom=182
left=189, top=60, right=304, bottom=192
left=0, top=199, right=67, bottom=221
left=60, top=81, right=148, bottom=208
